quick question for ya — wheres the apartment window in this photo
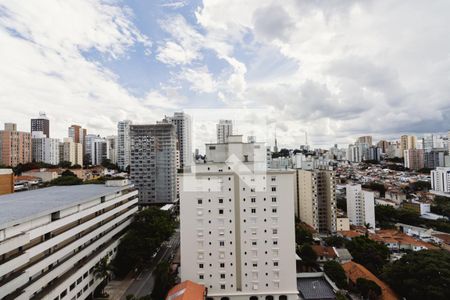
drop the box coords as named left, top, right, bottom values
left=250, top=187, right=255, bottom=192
left=219, top=198, right=223, bottom=204
left=251, top=197, right=256, bottom=203
left=219, top=209, right=224, bottom=215
left=251, top=208, right=256, bottom=214
left=220, top=263, right=225, bottom=268
left=220, top=273, right=226, bottom=279
left=272, top=197, right=277, bottom=202
left=273, top=240, right=278, bottom=246
left=271, top=186, right=276, bottom=192
left=272, top=228, right=278, bottom=235
left=220, top=241, right=225, bottom=247
left=221, top=284, right=226, bottom=290
left=273, top=261, right=279, bottom=267
left=271, top=176, right=276, bottom=182
left=252, top=262, right=258, bottom=267
left=272, top=208, right=277, bottom=213
left=199, top=263, right=204, bottom=269
left=198, top=199, right=203, bottom=205
left=199, top=274, right=204, bottom=280
left=252, top=240, right=257, bottom=246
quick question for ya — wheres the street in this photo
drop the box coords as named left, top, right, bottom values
left=121, top=230, right=180, bottom=299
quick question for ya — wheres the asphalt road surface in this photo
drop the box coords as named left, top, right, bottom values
left=122, top=230, right=180, bottom=299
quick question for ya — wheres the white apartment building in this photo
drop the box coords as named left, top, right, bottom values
left=296, top=169, right=337, bottom=233
left=346, top=184, right=375, bottom=229
left=0, top=181, right=138, bottom=300
left=431, top=167, right=450, bottom=194
left=180, top=136, right=298, bottom=300
left=217, top=120, right=233, bottom=144
left=161, top=112, right=192, bottom=169
left=31, top=131, right=60, bottom=165
left=59, top=138, right=83, bottom=166
left=85, top=135, right=107, bottom=166
left=117, top=120, right=132, bottom=170
left=106, top=135, right=118, bottom=164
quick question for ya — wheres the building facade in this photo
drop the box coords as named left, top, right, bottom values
left=217, top=120, right=233, bottom=144
left=356, top=136, right=372, bottom=146
left=59, top=138, right=83, bottom=166
left=404, top=149, right=424, bottom=170
left=85, top=135, right=107, bottom=166
left=31, top=112, right=50, bottom=138
left=346, top=184, right=375, bottom=229
left=0, top=123, right=32, bottom=167
left=117, top=120, right=132, bottom=171
left=68, top=125, right=86, bottom=155
left=296, top=169, right=337, bottom=233
left=0, top=169, right=13, bottom=195
left=180, top=136, right=297, bottom=300
left=31, top=131, right=60, bottom=165
left=431, top=167, right=450, bottom=194
left=106, top=135, right=118, bottom=165
left=0, top=181, right=138, bottom=299
left=130, top=124, right=177, bottom=204
left=161, top=112, right=192, bottom=170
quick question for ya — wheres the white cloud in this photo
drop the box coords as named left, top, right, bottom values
left=0, top=0, right=163, bottom=138
left=178, top=67, right=217, bottom=93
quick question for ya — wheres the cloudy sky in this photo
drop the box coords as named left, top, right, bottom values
left=0, top=0, right=449, bottom=150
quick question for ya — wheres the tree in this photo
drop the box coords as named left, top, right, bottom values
left=324, top=236, right=347, bottom=248
left=112, top=208, right=177, bottom=277
left=382, top=250, right=450, bottom=300
left=346, top=236, right=389, bottom=276
left=356, top=278, right=381, bottom=300
left=151, top=262, right=176, bottom=300
left=49, top=176, right=82, bottom=186
left=299, top=244, right=317, bottom=266
left=93, top=256, right=114, bottom=297
left=58, top=160, right=72, bottom=168
left=61, top=169, right=76, bottom=177
left=362, top=182, right=386, bottom=197
left=295, top=226, right=313, bottom=245
left=324, top=261, right=348, bottom=289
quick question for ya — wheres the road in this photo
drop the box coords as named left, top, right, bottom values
left=121, top=230, right=180, bottom=299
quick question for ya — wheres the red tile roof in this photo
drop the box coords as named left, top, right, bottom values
left=166, top=280, right=206, bottom=300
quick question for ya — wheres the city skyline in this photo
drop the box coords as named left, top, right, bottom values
left=1, top=1, right=450, bottom=149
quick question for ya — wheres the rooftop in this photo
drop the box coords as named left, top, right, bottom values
left=297, top=276, right=336, bottom=300
left=165, top=280, right=205, bottom=300
left=0, top=184, right=132, bottom=230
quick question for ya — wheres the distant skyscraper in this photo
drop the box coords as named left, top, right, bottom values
left=346, top=184, right=375, bottom=229
left=130, top=123, right=177, bottom=204
left=0, top=123, right=31, bottom=167
left=161, top=112, right=192, bottom=169
left=117, top=120, right=132, bottom=170
left=404, top=149, right=424, bottom=170
left=106, top=135, right=118, bottom=164
left=356, top=135, right=373, bottom=146
left=68, top=124, right=87, bottom=156
left=180, top=135, right=297, bottom=299
left=400, top=135, right=417, bottom=154
left=376, top=140, right=390, bottom=153
left=297, top=169, right=337, bottom=233
left=31, top=131, right=60, bottom=165
left=84, top=134, right=106, bottom=166
left=216, top=119, right=233, bottom=144
left=31, top=112, right=50, bottom=138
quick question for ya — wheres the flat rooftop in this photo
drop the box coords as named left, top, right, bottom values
left=0, top=184, right=132, bottom=230
left=297, top=276, right=336, bottom=300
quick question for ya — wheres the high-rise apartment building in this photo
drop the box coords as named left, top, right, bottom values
left=356, top=136, right=372, bottom=146
left=400, top=135, right=417, bottom=153
left=117, top=120, right=132, bottom=170
left=0, top=181, right=138, bottom=299
left=130, top=123, right=177, bottom=204
left=68, top=125, right=87, bottom=155
left=431, top=167, right=450, bottom=194
left=404, top=149, right=424, bottom=170
left=59, top=138, right=83, bottom=166
left=180, top=136, right=297, bottom=299
left=376, top=140, right=390, bottom=153
left=31, top=131, right=60, bottom=165
left=31, top=112, right=50, bottom=138
left=161, top=112, right=192, bottom=169
left=217, top=120, right=233, bottom=144
left=296, top=169, right=337, bottom=233
left=85, top=135, right=107, bottom=166
left=0, top=123, right=32, bottom=167
left=106, top=135, right=118, bottom=164
left=346, top=184, right=375, bottom=229
left=424, top=149, right=446, bottom=169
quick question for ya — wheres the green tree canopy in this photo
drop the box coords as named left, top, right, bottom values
left=346, top=236, right=389, bottom=276
left=151, top=262, right=176, bottom=300
left=323, top=236, right=347, bottom=248
left=299, top=244, right=317, bottom=265
left=382, top=250, right=450, bottom=300
left=323, top=261, right=348, bottom=289
left=356, top=278, right=381, bottom=300
left=295, top=225, right=313, bottom=245
left=49, top=175, right=82, bottom=186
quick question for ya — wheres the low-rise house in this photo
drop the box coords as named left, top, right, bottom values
left=342, top=261, right=399, bottom=300
left=311, top=245, right=337, bottom=262
left=334, top=248, right=353, bottom=263
left=369, top=229, right=437, bottom=252
left=22, top=168, right=59, bottom=182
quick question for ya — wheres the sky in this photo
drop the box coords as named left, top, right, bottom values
left=0, top=0, right=449, bottom=150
